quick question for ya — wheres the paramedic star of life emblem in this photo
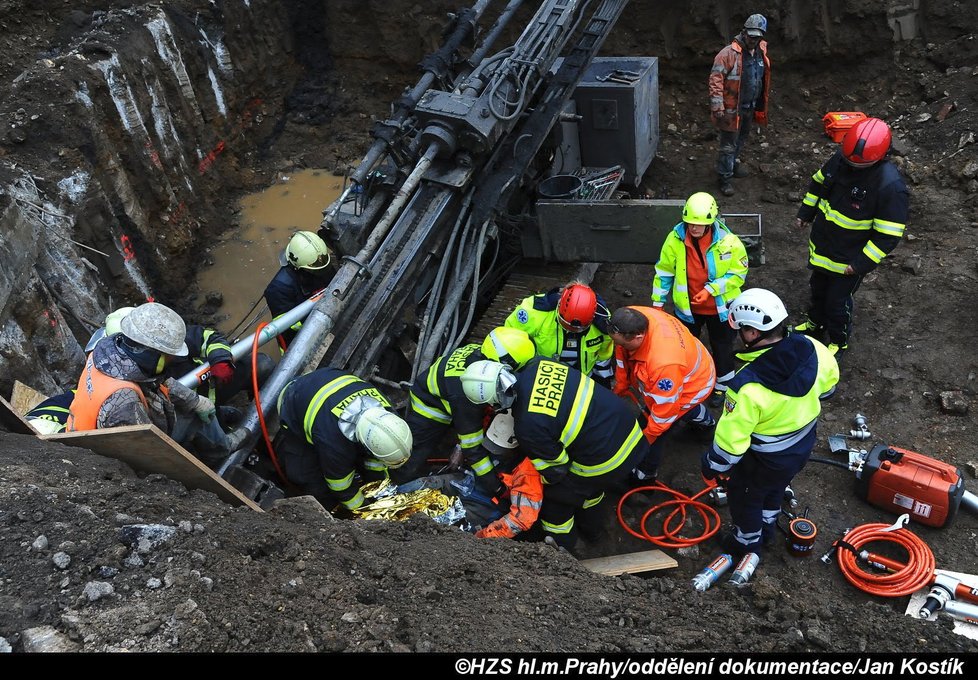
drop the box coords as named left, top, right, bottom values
left=517, top=309, right=529, bottom=324
left=656, top=378, right=673, bottom=391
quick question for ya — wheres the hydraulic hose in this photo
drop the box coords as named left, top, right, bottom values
left=808, top=456, right=852, bottom=470
left=616, top=481, right=722, bottom=549
left=830, top=521, right=935, bottom=597
left=252, top=322, right=286, bottom=485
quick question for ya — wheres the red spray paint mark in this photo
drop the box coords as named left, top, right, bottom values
left=120, top=234, right=136, bottom=261
left=42, top=309, right=58, bottom=328
left=197, top=98, right=264, bottom=175
left=144, top=139, right=164, bottom=170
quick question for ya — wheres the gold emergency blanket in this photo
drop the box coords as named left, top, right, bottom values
left=352, top=479, right=461, bottom=523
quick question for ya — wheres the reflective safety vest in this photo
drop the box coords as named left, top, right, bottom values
left=505, top=290, right=614, bottom=382
left=798, top=152, right=909, bottom=276
left=410, top=344, right=494, bottom=478
left=475, top=458, right=544, bottom=539
left=278, top=368, right=392, bottom=511
left=613, top=306, right=716, bottom=442
left=513, top=358, right=645, bottom=483
left=652, top=220, right=749, bottom=323
left=25, top=390, right=75, bottom=432
left=67, top=354, right=148, bottom=432
left=704, top=333, right=839, bottom=474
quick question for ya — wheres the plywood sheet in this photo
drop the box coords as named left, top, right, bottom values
left=41, top=424, right=261, bottom=512
left=0, top=393, right=35, bottom=434
left=10, top=380, right=49, bottom=415
left=580, top=549, right=678, bottom=576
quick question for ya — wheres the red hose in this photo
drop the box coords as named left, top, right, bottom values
left=252, top=322, right=287, bottom=484
left=834, top=522, right=935, bottom=597
left=616, top=481, right=721, bottom=548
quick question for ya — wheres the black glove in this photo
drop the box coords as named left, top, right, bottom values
left=473, top=472, right=504, bottom=500
left=700, top=452, right=719, bottom=481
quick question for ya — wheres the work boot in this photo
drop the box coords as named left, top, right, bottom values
left=792, top=318, right=823, bottom=338
left=827, top=343, right=848, bottom=358
left=733, top=160, right=749, bottom=178
left=719, top=177, right=734, bottom=197
left=217, top=405, right=244, bottom=429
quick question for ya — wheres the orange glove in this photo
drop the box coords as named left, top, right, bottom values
left=691, top=289, right=712, bottom=305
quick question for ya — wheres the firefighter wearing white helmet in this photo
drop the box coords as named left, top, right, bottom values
left=264, top=230, right=335, bottom=346
left=461, top=357, right=648, bottom=551
left=397, top=327, right=535, bottom=488
left=702, top=288, right=839, bottom=562
left=276, top=368, right=410, bottom=511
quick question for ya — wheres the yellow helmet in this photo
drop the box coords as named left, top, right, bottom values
left=682, top=192, right=719, bottom=226
left=481, top=327, right=535, bottom=369
left=285, top=231, right=332, bottom=270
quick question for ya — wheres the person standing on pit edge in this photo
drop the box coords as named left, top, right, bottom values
left=709, top=13, right=771, bottom=197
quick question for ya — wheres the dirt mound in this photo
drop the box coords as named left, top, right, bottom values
left=1, top=432, right=971, bottom=653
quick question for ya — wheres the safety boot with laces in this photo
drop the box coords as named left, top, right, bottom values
left=793, top=318, right=823, bottom=337
left=827, top=343, right=848, bottom=358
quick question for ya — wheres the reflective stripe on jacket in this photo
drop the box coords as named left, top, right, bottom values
left=68, top=354, right=148, bottom=432
left=704, top=333, right=839, bottom=474
left=25, top=390, right=75, bottom=430
left=514, top=358, right=644, bottom=484
left=652, top=220, right=749, bottom=322
left=709, top=36, right=771, bottom=131
left=505, top=289, right=614, bottom=381
left=797, top=152, right=909, bottom=275
left=613, top=306, right=716, bottom=441
left=476, top=458, right=544, bottom=539
left=278, top=368, right=393, bottom=510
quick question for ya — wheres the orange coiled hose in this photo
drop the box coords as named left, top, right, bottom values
left=616, top=482, right=722, bottom=548
left=252, top=322, right=287, bottom=484
left=834, top=522, right=935, bottom=597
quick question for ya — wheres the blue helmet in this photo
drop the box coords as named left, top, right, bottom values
left=744, top=14, right=767, bottom=37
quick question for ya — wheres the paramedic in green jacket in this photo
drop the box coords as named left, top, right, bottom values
left=652, top=192, right=748, bottom=402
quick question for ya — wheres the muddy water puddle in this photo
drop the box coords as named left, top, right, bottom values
left=196, top=169, right=343, bottom=342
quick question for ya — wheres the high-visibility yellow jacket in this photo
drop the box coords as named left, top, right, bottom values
left=703, top=333, right=839, bottom=475
left=652, top=220, right=749, bottom=323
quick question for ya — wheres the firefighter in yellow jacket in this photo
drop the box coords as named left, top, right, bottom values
left=701, top=289, right=838, bottom=558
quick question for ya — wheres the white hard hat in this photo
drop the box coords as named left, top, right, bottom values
left=285, top=231, right=332, bottom=271
left=461, top=360, right=517, bottom=409
left=355, top=407, right=412, bottom=468
left=120, top=302, right=189, bottom=356
left=727, top=288, right=788, bottom=331
left=485, top=410, right=518, bottom=450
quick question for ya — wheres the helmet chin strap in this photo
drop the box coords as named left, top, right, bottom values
left=739, top=327, right=763, bottom=349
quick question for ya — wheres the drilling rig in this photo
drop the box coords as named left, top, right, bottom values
left=182, top=0, right=732, bottom=502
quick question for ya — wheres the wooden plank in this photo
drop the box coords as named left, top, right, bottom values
left=10, top=380, right=49, bottom=415
left=579, top=549, right=678, bottom=576
left=41, top=424, right=262, bottom=512
left=0, top=393, right=36, bottom=435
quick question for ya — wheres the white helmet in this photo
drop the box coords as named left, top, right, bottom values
left=285, top=231, right=332, bottom=271
left=120, top=302, right=189, bottom=356
left=727, top=288, right=788, bottom=331
left=355, top=407, right=412, bottom=468
left=460, top=360, right=518, bottom=408
left=84, top=306, right=136, bottom=352
left=485, top=410, right=518, bottom=451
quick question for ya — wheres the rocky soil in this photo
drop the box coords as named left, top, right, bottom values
left=2, top=0, right=978, bottom=654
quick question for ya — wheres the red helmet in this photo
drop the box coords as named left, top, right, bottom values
left=841, top=117, right=891, bottom=168
left=557, top=284, right=597, bottom=332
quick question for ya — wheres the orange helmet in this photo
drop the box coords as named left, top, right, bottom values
left=557, top=284, right=597, bottom=332
left=841, top=117, right=891, bottom=168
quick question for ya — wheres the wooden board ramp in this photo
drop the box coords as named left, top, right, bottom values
left=580, top=549, right=678, bottom=576
left=10, top=380, right=49, bottom=415
left=41, top=424, right=262, bottom=512
left=0, top=393, right=36, bottom=435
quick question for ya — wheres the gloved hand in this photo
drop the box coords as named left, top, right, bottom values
left=210, top=361, right=234, bottom=387
left=691, top=289, right=712, bottom=305
left=192, top=395, right=217, bottom=424
left=700, top=452, right=719, bottom=482
left=473, top=471, right=504, bottom=501
left=651, top=301, right=664, bottom=309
